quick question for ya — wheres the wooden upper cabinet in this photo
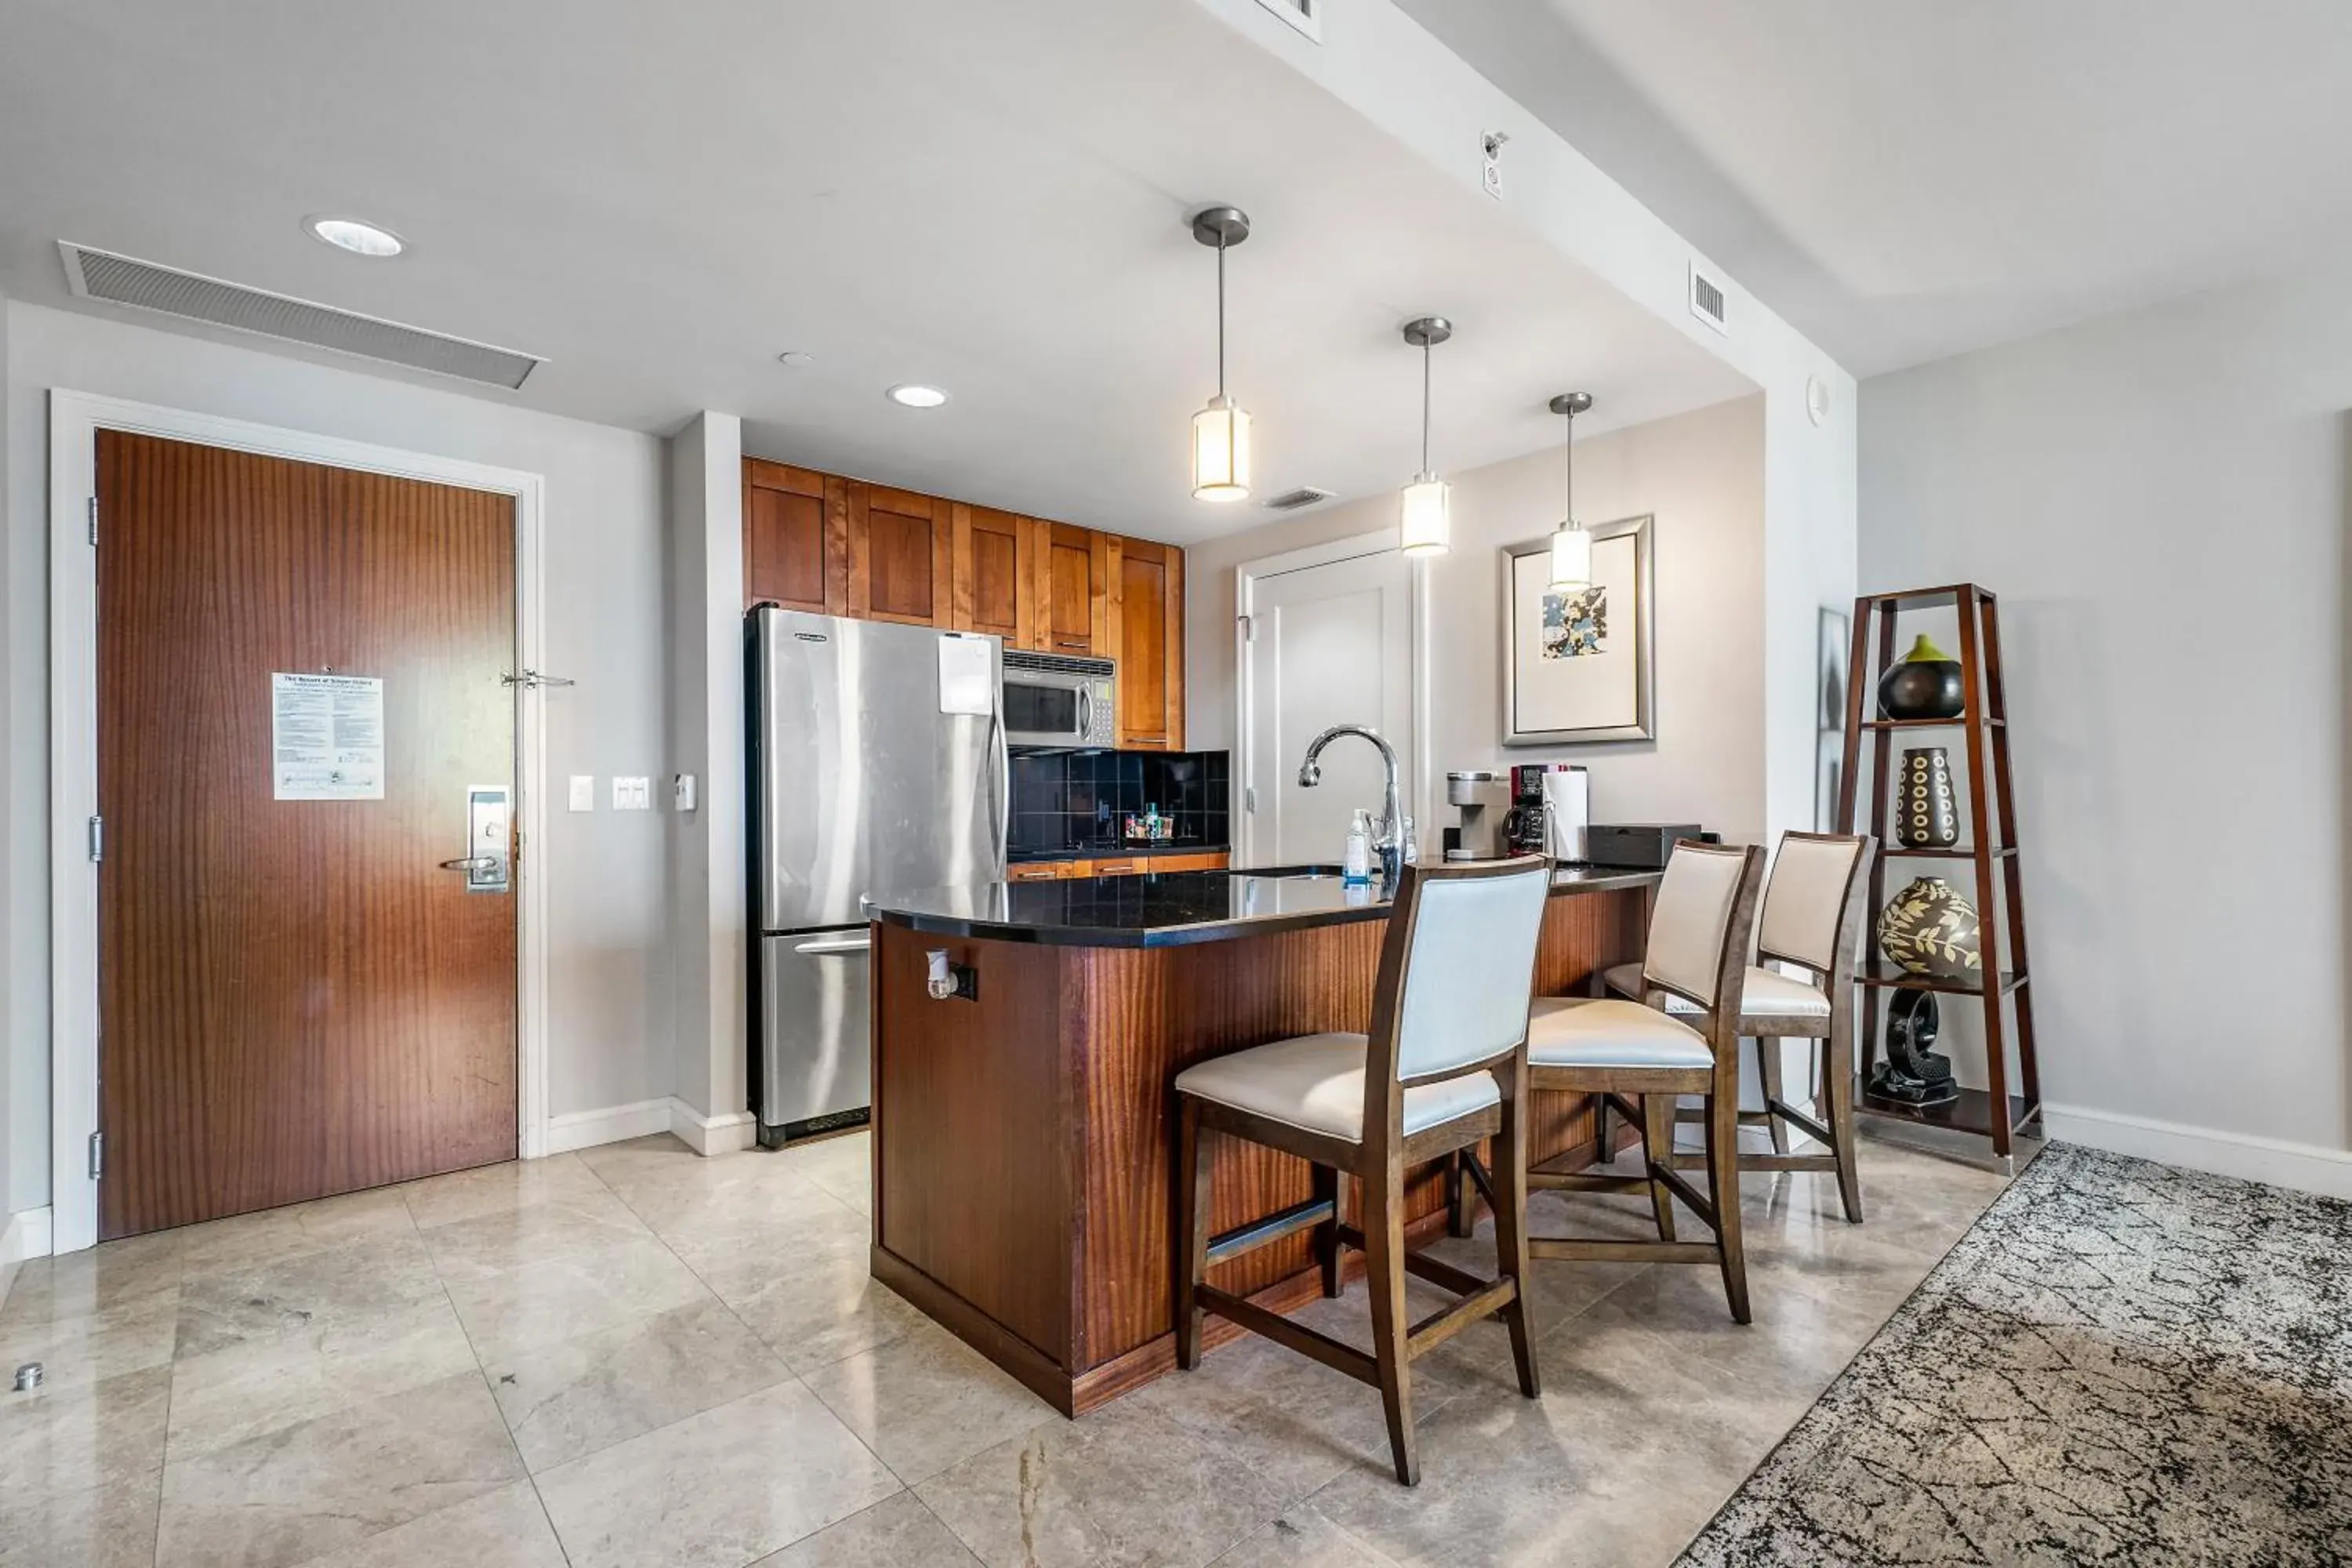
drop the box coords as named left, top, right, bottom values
left=952, top=505, right=1036, bottom=646
left=739, top=460, right=1183, bottom=742
left=851, top=482, right=954, bottom=627
left=743, top=460, right=846, bottom=614
left=1040, top=524, right=1106, bottom=655
left=1112, top=536, right=1185, bottom=750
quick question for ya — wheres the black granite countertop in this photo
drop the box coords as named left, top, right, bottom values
left=864, top=864, right=1661, bottom=948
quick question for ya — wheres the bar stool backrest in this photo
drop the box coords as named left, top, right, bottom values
left=1374, top=856, right=1553, bottom=1087
left=1639, top=840, right=1766, bottom=1015
left=1755, top=831, right=1874, bottom=977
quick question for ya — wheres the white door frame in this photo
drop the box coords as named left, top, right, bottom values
left=1233, top=528, right=1432, bottom=868
left=47, top=389, right=552, bottom=1255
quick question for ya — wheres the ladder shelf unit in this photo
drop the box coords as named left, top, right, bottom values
left=1836, top=583, right=2042, bottom=1160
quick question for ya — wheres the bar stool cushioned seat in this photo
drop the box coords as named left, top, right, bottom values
left=1174, top=1033, right=1502, bottom=1142
left=1526, top=998, right=1713, bottom=1069
left=1599, top=962, right=1831, bottom=1019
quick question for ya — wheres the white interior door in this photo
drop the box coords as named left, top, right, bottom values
left=1241, top=544, right=1416, bottom=867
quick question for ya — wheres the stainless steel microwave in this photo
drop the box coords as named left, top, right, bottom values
left=1001, top=651, right=1116, bottom=749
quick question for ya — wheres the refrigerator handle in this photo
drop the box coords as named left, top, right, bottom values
left=989, top=703, right=1010, bottom=874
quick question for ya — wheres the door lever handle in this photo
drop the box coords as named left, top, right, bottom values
left=439, top=855, right=501, bottom=873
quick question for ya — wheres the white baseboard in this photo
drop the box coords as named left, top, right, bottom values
left=669, top=1099, right=757, bottom=1157
left=2042, top=1102, right=2352, bottom=1200
left=540, top=1097, right=757, bottom=1158
left=544, top=1098, right=673, bottom=1155
left=1, top=1207, right=54, bottom=1314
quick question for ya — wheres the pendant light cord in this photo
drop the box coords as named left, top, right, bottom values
left=1563, top=402, right=1573, bottom=522
left=1420, top=339, right=1432, bottom=474
left=1216, top=238, right=1227, bottom=400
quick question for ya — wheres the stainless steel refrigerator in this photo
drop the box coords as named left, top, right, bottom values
left=749, top=607, right=1006, bottom=1145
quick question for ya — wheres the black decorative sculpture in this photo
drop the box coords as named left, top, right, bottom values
left=1869, top=991, right=1958, bottom=1108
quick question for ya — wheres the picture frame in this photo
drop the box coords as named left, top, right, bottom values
left=1500, top=514, right=1655, bottom=746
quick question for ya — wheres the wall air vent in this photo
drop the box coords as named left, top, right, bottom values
left=1250, top=0, right=1320, bottom=43
left=57, top=242, right=545, bottom=390
left=1689, top=262, right=1729, bottom=336
left=1264, top=486, right=1336, bottom=512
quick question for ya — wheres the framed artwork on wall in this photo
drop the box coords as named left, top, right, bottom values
left=1500, top=514, right=1654, bottom=746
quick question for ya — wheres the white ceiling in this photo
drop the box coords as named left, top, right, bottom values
left=1397, top=0, right=2352, bottom=376
left=0, top=0, right=1751, bottom=544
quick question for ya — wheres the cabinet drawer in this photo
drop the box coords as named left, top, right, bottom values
left=1007, top=862, right=1065, bottom=882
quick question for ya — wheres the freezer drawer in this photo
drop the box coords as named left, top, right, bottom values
left=758, top=927, right=873, bottom=1139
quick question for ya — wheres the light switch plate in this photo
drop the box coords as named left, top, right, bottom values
left=612, top=775, right=651, bottom=811
left=568, top=775, right=595, bottom=812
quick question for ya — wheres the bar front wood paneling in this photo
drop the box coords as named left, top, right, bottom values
left=870, top=883, right=1649, bottom=1416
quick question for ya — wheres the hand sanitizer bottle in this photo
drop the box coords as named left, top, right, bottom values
left=1343, top=808, right=1374, bottom=885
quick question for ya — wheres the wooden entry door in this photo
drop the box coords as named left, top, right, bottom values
left=95, top=430, right=519, bottom=1239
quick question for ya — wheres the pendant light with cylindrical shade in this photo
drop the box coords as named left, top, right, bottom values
left=1189, top=206, right=1253, bottom=503
left=1398, top=317, right=1454, bottom=555
left=1546, top=391, right=1594, bottom=590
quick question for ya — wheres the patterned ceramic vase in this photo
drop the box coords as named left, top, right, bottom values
left=1896, top=746, right=1959, bottom=848
left=1876, top=877, right=1982, bottom=982
left=1877, top=633, right=1965, bottom=720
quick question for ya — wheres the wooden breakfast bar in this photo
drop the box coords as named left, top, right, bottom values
left=863, top=866, right=1657, bottom=1417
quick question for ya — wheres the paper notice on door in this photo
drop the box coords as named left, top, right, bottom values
left=938, top=633, right=994, bottom=717
left=272, top=673, right=385, bottom=800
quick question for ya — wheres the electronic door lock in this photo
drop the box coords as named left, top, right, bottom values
left=445, top=786, right=511, bottom=893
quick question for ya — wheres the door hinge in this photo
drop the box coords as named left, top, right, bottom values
left=1238, top=613, right=1256, bottom=644
left=88, top=1131, right=103, bottom=1180
left=1244, top=785, right=1258, bottom=813
left=87, top=815, right=103, bottom=862
left=87, top=495, right=99, bottom=546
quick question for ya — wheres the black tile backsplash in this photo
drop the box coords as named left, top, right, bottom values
left=1010, top=749, right=1230, bottom=858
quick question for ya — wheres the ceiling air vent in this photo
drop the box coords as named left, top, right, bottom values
left=1264, top=486, right=1335, bottom=512
left=58, top=242, right=545, bottom=390
left=1250, top=0, right=1320, bottom=43
left=1688, top=261, right=1729, bottom=336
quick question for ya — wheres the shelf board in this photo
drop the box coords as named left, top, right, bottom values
left=1858, top=1084, right=2038, bottom=1139
left=1855, top=583, right=1992, bottom=611
left=1878, top=845, right=2016, bottom=860
left=1859, top=964, right=2027, bottom=998
left=1858, top=717, right=2005, bottom=730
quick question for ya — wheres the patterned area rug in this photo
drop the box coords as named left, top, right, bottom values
left=1678, top=1142, right=2352, bottom=1566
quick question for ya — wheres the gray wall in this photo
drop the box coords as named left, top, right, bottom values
left=1860, top=264, right=2352, bottom=1184
left=0, top=279, right=13, bottom=1220
left=5, top=303, right=676, bottom=1213
left=1186, top=395, right=1769, bottom=847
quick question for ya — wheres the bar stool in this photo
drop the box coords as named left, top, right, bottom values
left=1172, top=856, right=1553, bottom=1486
left=1504, top=840, right=1765, bottom=1321
left=1595, top=831, right=1875, bottom=1222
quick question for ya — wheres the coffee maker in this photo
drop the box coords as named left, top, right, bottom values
left=1441, top=771, right=1511, bottom=861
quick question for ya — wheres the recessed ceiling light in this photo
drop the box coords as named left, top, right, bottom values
left=303, top=215, right=405, bottom=258
left=776, top=350, right=816, bottom=368
left=887, top=383, right=949, bottom=408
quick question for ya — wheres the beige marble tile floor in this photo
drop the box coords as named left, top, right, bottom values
left=0, top=1130, right=2008, bottom=1568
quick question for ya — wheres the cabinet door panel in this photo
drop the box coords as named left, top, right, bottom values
left=1044, top=524, right=1101, bottom=654
left=954, top=504, right=1032, bottom=644
left=1115, top=538, right=1185, bottom=750
left=853, top=484, right=953, bottom=627
left=743, top=461, right=843, bottom=613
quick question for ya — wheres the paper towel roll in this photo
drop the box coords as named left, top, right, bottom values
left=1541, top=770, right=1589, bottom=862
